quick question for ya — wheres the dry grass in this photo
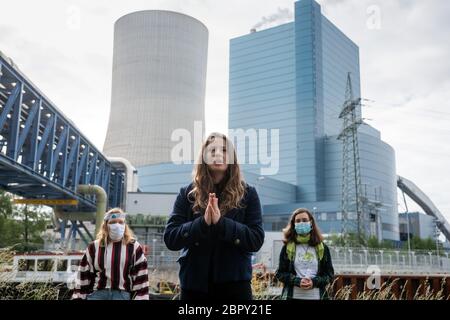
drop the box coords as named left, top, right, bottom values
left=250, top=272, right=450, bottom=300
left=324, top=276, right=450, bottom=300
left=0, top=281, right=63, bottom=300
left=147, top=268, right=179, bottom=298
left=0, top=247, right=63, bottom=300
left=2, top=246, right=449, bottom=300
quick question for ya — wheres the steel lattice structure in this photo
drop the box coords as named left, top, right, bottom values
left=0, top=55, right=124, bottom=212
left=338, top=73, right=366, bottom=244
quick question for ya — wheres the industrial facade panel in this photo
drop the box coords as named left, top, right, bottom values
left=324, top=132, right=399, bottom=240
left=230, top=21, right=297, bottom=185
left=321, top=14, right=361, bottom=137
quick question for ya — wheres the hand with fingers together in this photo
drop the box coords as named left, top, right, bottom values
left=300, top=277, right=313, bottom=290
left=210, top=193, right=221, bottom=224
left=204, top=193, right=214, bottom=225
left=204, top=193, right=221, bottom=225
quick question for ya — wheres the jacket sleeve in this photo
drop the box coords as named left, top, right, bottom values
left=163, top=186, right=210, bottom=251
left=71, top=243, right=95, bottom=299
left=275, top=245, right=300, bottom=287
left=312, top=244, right=334, bottom=289
left=130, top=244, right=149, bottom=300
left=216, top=186, right=265, bottom=252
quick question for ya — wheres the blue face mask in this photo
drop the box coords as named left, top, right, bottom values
left=295, top=222, right=312, bottom=235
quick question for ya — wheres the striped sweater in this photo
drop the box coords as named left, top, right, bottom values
left=72, top=239, right=149, bottom=300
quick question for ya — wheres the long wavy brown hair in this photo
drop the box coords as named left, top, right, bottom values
left=188, top=132, right=246, bottom=214
left=96, top=208, right=136, bottom=247
left=282, top=208, right=324, bottom=246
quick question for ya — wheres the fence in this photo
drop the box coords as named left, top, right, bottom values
left=45, top=234, right=450, bottom=275
left=255, top=240, right=450, bottom=274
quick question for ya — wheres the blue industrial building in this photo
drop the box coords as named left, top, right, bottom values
left=228, top=0, right=399, bottom=241
left=137, top=0, right=399, bottom=241
left=399, top=212, right=438, bottom=241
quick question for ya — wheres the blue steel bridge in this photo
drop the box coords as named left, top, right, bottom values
left=0, top=54, right=124, bottom=214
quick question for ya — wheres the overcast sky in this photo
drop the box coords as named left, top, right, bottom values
left=1, top=0, right=449, bottom=223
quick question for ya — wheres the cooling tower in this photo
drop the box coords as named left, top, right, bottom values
left=103, top=11, right=208, bottom=167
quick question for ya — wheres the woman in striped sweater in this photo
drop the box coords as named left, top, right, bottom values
left=72, top=208, right=149, bottom=300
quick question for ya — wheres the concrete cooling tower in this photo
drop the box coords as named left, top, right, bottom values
left=103, top=11, right=208, bottom=167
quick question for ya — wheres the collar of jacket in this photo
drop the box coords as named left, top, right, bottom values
left=286, top=241, right=324, bottom=262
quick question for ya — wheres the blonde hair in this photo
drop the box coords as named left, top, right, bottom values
left=188, top=132, right=246, bottom=214
left=96, top=208, right=136, bottom=246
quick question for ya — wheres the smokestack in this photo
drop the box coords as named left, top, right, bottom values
left=251, top=7, right=293, bottom=32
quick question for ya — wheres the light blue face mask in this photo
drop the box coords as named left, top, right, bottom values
left=295, top=222, right=312, bottom=235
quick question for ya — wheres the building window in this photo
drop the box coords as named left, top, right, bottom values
left=382, top=223, right=399, bottom=233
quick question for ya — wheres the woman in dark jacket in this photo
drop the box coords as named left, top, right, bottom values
left=163, top=132, right=265, bottom=300
left=275, top=208, right=334, bottom=300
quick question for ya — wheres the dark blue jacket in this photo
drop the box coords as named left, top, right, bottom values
left=163, top=182, right=265, bottom=293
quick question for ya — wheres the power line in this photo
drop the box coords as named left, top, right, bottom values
left=339, top=72, right=366, bottom=246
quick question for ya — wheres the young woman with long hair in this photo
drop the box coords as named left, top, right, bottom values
left=164, top=132, right=265, bottom=300
left=72, top=208, right=149, bottom=300
left=275, top=208, right=334, bottom=300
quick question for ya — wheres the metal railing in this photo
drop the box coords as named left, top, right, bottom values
left=45, top=235, right=450, bottom=275
left=329, top=247, right=450, bottom=274
left=253, top=241, right=450, bottom=275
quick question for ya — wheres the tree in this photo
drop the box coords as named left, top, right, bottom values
left=367, top=236, right=380, bottom=248
left=0, top=191, right=51, bottom=252
left=327, top=232, right=367, bottom=247
left=0, top=191, right=19, bottom=247
left=0, top=191, right=13, bottom=218
left=404, top=236, right=442, bottom=251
